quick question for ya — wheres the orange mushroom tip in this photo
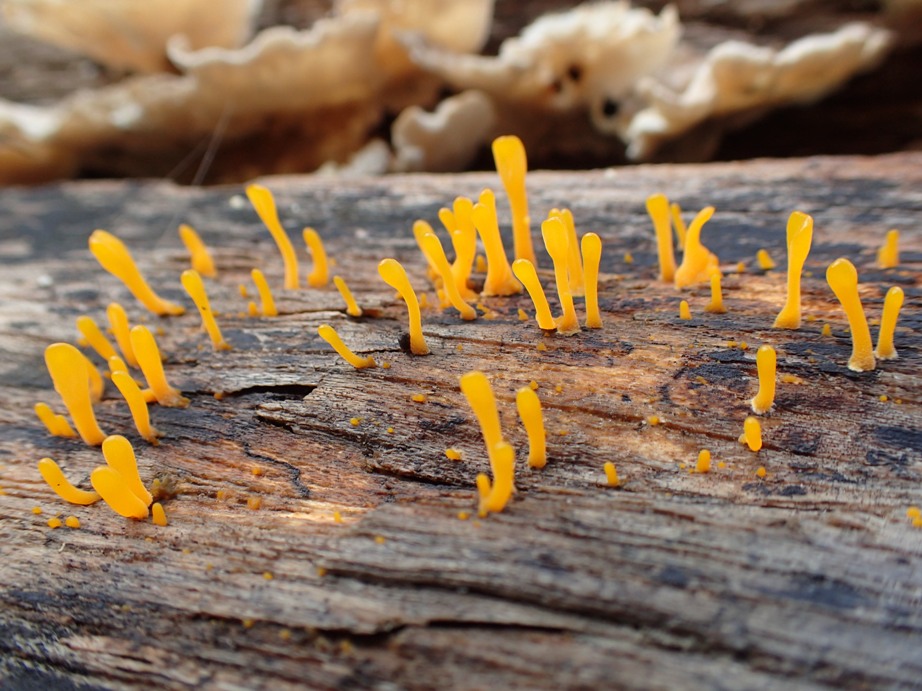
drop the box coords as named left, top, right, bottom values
left=91, top=435, right=153, bottom=519
left=645, top=193, right=675, bottom=283
left=378, top=258, right=429, bottom=355
left=130, top=325, right=189, bottom=407
left=178, top=223, right=216, bottom=277
left=38, top=458, right=101, bottom=505
left=45, top=342, right=106, bottom=446
left=303, top=228, right=329, bottom=287
left=317, top=324, right=376, bottom=369
left=826, top=258, right=875, bottom=372
left=245, top=184, right=300, bottom=290
left=750, top=345, right=777, bottom=414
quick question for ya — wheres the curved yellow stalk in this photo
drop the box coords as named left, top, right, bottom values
left=152, top=502, right=168, bottom=526
left=45, top=343, right=106, bottom=445
left=603, top=462, right=620, bottom=487
left=670, top=203, right=687, bottom=251
left=471, top=189, right=521, bottom=296
left=37, top=458, right=101, bottom=505
left=679, top=300, right=691, bottom=320
left=674, top=206, right=716, bottom=289
left=250, top=268, right=278, bottom=317
left=34, top=402, right=76, bottom=438
left=106, top=303, right=138, bottom=368
left=516, top=387, right=546, bottom=469
left=333, top=276, right=362, bottom=317
left=511, top=259, right=556, bottom=330
left=181, top=269, right=230, bottom=351
left=178, top=223, right=216, bottom=277
left=750, top=345, right=776, bottom=414
left=419, top=232, right=476, bottom=320
left=550, top=208, right=583, bottom=297
left=246, top=184, right=299, bottom=290
left=541, top=217, right=579, bottom=335
left=826, top=258, right=875, bottom=372
left=112, top=370, right=161, bottom=444
left=318, top=324, right=376, bottom=369
left=492, top=135, right=536, bottom=265
left=76, top=315, right=118, bottom=362
left=482, top=441, right=515, bottom=515
left=705, top=272, right=726, bottom=313
left=877, top=229, right=899, bottom=268
left=130, top=325, right=189, bottom=407
left=875, top=286, right=904, bottom=359
left=448, top=198, right=478, bottom=301
left=581, top=233, right=602, bottom=328
left=90, top=467, right=149, bottom=519
left=743, top=416, right=762, bottom=452
left=774, top=211, right=813, bottom=329
left=84, top=353, right=103, bottom=403
left=460, top=371, right=503, bottom=476
left=303, top=228, right=329, bottom=287
left=646, top=194, right=675, bottom=282
left=378, top=258, right=429, bottom=355
left=101, top=434, right=153, bottom=506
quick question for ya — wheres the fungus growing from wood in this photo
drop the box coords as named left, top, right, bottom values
left=181, top=270, right=230, bottom=351
left=743, top=416, right=762, bottom=452
left=76, top=315, right=118, bottom=363
left=318, top=324, right=376, bottom=369
left=511, top=259, right=556, bottom=330
left=757, top=249, right=776, bottom=270
left=679, top=300, right=691, bottom=320
left=516, top=387, right=546, bottom=469
left=581, top=233, right=602, bottom=329
left=333, top=276, right=363, bottom=317
left=541, top=216, right=580, bottom=335
left=877, top=229, right=899, bottom=269
left=90, top=435, right=152, bottom=519
left=492, top=135, right=535, bottom=265
left=826, top=258, right=875, bottom=372
left=549, top=209, right=583, bottom=296
left=246, top=184, right=299, bottom=290
left=378, top=258, right=429, bottom=355
left=178, top=224, right=216, bottom=277
left=34, top=402, right=76, bottom=438
left=696, top=449, right=711, bottom=473
left=419, top=231, right=477, bottom=320
left=152, top=502, right=168, bottom=526
left=774, top=211, right=813, bottom=329
left=45, top=343, right=106, bottom=445
left=250, top=268, right=278, bottom=317
left=64, top=516, right=80, bottom=529
left=603, top=462, right=619, bottom=487
left=303, top=228, right=330, bottom=287
left=88, top=230, right=185, bottom=316
left=460, top=371, right=504, bottom=476
left=446, top=198, right=478, bottom=300
left=106, top=302, right=138, bottom=368
left=111, top=369, right=161, bottom=445
left=471, top=189, right=521, bottom=296
left=705, top=272, right=726, bottom=313
left=751, top=345, right=777, bottom=414
left=37, top=457, right=101, bottom=505
left=670, top=203, right=687, bottom=250
left=478, top=441, right=516, bottom=516
left=674, top=206, right=716, bottom=289
left=645, top=194, right=675, bottom=283
left=875, top=286, right=904, bottom=360
left=130, top=325, right=189, bottom=407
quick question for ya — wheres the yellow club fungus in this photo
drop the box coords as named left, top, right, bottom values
left=64, top=516, right=80, bottom=529
left=581, top=232, right=602, bottom=329
left=333, top=276, right=362, bottom=317
left=102, top=435, right=153, bottom=506
left=750, top=345, right=777, bottom=414
left=492, top=135, right=536, bottom=265
left=696, top=449, right=711, bottom=473
left=471, top=189, right=521, bottom=296
left=111, top=370, right=161, bottom=444
left=250, top=268, right=278, bottom=317
left=645, top=193, right=675, bottom=283
left=317, top=324, right=376, bottom=369
left=76, top=315, right=118, bottom=362
left=47, top=518, right=62, bottom=529
left=757, top=249, right=776, bottom=270
left=826, top=258, right=875, bottom=372
left=90, top=435, right=151, bottom=519
left=246, top=184, right=299, bottom=290
left=88, top=230, right=185, bottom=316
left=447, top=197, right=478, bottom=300
left=178, top=223, right=216, bottom=277
left=821, top=323, right=832, bottom=337
left=877, top=229, right=899, bottom=269
left=34, top=402, right=76, bottom=438
left=705, top=272, right=726, bottom=313
left=106, top=302, right=138, bottom=368
left=378, top=258, right=429, bottom=355
left=875, top=286, right=904, bottom=360
left=515, top=387, right=546, bottom=469
left=774, top=211, right=814, bottom=329
left=743, top=416, right=762, bottom=452
left=518, top=308, right=528, bottom=321
left=247, top=301, right=259, bottom=317
left=679, top=300, right=691, bottom=320
left=623, top=252, right=634, bottom=265
left=445, top=448, right=462, bottom=461
left=756, top=467, right=767, bottom=479
left=670, top=202, right=687, bottom=251
left=673, top=206, right=716, bottom=289
left=480, top=441, right=516, bottom=516
left=550, top=208, right=584, bottom=297
left=152, top=502, right=168, bottom=526
left=541, top=216, right=580, bottom=335
left=45, top=343, right=106, bottom=445
left=460, top=371, right=504, bottom=475
left=108, top=354, right=129, bottom=376
left=419, top=232, right=477, bottom=320
left=603, top=462, right=619, bottom=487
left=413, top=220, right=441, bottom=283
left=83, top=353, right=104, bottom=403
left=181, top=270, right=230, bottom=351
left=511, top=259, right=556, bottom=330
left=303, top=228, right=330, bottom=287
left=37, top=458, right=101, bottom=505
left=130, top=325, right=189, bottom=407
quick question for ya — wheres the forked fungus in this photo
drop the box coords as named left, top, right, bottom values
left=750, top=345, right=777, bottom=414
left=246, top=185, right=300, bottom=290
left=645, top=194, right=675, bottom=283
left=773, top=212, right=814, bottom=329
left=34, top=402, right=76, bottom=438
left=673, top=206, right=716, bottom=289
left=826, top=258, right=875, bottom=372
left=875, top=286, right=904, bottom=360
left=45, top=343, right=106, bottom=446
left=378, top=258, right=429, bottom=355
left=549, top=209, right=584, bottom=297
left=492, top=135, right=536, bottom=265
left=129, top=325, right=189, bottom=407
left=877, top=229, right=899, bottom=269
left=446, top=198, right=478, bottom=300
left=181, top=270, right=231, bottom=351
left=88, top=230, right=185, bottom=316
left=91, top=436, right=151, bottom=519
left=511, top=259, right=556, bottom=330
left=303, top=228, right=330, bottom=287
left=541, top=216, right=580, bottom=335
left=178, top=224, right=216, bottom=277
left=515, top=387, right=546, bottom=469
left=581, top=233, right=602, bottom=329
left=471, top=189, right=521, bottom=296
left=251, top=268, right=278, bottom=317
left=37, top=458, right=101, bottom=505
left=333, top=276, right=363, bottom=317
left=317, top=324, right=376, bottom=369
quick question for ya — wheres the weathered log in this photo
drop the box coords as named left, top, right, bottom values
left=0, top=152, right=920, bottom=689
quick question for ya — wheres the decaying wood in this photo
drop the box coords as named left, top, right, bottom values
left=0, top=153, right=920, bottom=689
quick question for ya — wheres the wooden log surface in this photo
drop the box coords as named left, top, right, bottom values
left=0, top=152, right=921, bottom=689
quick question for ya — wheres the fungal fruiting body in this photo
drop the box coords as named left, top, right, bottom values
left=76, top=315, right=118, bottom=362
left=418, top=231, right=476, bottom=320
left=84, top=354, right=104, bottom=403
left=645, top=194, right=675, bottom=283
left=877, top=229, right=899, bottom=268
left=446, top=198, right=478, bottom=300
left=378, top=258, right=429, bottom=355
left=34, top=402, right=76, bottom=438
left=178, top=223, right=216, bottom=277
left=106, top=303, right=138, bottom=368
left=251, top=268, right=278, bottom=317
left=541, top=217, right=580, bottom=335
left=152, top=502, right=168, bottom=526
left=705, top=272, right=726, bottom=313
left=317, top=324, right=376, bottom=369
left=91, top=435, right=152, bottom=519
left=679, top=300, right=691, bottom=320
left=516, top=387, right=546, bottom=469
left=603, top=462, right=619, bottom=487
left=511, top=259, right=556, bottom=330
left=875, top=286, right=904, bottom=359
left=413, top=220, right=440, bottom=282
left=478, top=441, right=516, bottom=516
left=37, top=458, right=101, bottom=505
left=757, top=249, right=776, bottom=270
left=743, top=416, right=762, bottom=452
left=673, top=206, right=716, bottom=289
left=696, top=450, right=711, bottom=473
left=45, top=343, right=106, bottom=445
left=181, top=270, right=230, bottom=351
left=88, top=230, right=185, bottom=316
left=303, top=228, right=330, bottom=287
left=111, top=369, right=161, bottom=444
left=550, top=208, right=584, bottom=297
left=493, top=135, right=536, bottom=265
left=773, top=211, right=814, bottom=329
left=333, top=276, right=362, bottom=317
left=246, top=184, right=299, bottom=290
left=581, top=233, right=603, bottom=329
left=460, top=371, right=504, bottom=476
left=826, top=258, right=875, bottom=372
left=471, top=189, right=521, bottom=296
left=750, top=345, right=777, bottom=414
left=129, top=325, right=189, bottom=407
left=670, top=203, right=687, bottom=250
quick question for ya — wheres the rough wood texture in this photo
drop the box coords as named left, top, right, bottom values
left=1, top=153, right=921, bottom=689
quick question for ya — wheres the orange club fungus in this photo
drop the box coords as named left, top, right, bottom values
left=34, top=402, right=76, bottom=438
left=246, top=184, right=300, bottom=290
left=91, top=435, right=152, bottom=519
left=106, top=302, right=138, bottom=368
left=743, top=416, right=762, bottom=452
left=471, top=189, right=522, bottom=296
left=875, top=286, right=904, bottom=360
left=45, top=343, right=106, bottom=446
left=476, top=441, right=516, bottom=517
left=679, top=300, right=691, bottom=320
left=541, top=216, right=580, bottom=335
left=877, top=229, right=899, bottom=269
left=378, top=258, right=429, bottom=355
left=111, top=368, right=161, bottom=445
left=696, top=450, right=711, bottom=473
left=333, top=276, right=363, bottom=317
left=303, top=228, right=329, bottom=287
left=673, top=206, right=716, bottom=289
left=515, top=387, right=546, bottom=469
left=130, top=325, right=189, bottom=407
left=826, top=258, right=875, bottom=372
left=511, top=259, right=556, bottom=330
left=645, top=193, right=675, bottom=283
left=181, top=270, right=231, bottom=351
left=444, top=197, right=478, bottom=301
left=670, top=202, right=687, bottom=251
left=705, top=272, right=726, bottom=313
left=317, top=324, right=376, bottom=369
left=250, top=268, right=278, bottom=317
left=750, top=345, right=777, bottom=414
left=460, top=371, right=505, bottom=476
left=756, top=249, right=776, bottom=270
left=419, top=230, right=476, bottom=320
left=76, top=315, right=118, bottom=363
left=603, top=462, right=620, bottom=487
left=88, top=230, right=185, bottom=316
left=773, top=211, right=814, bottom=329
left=178, top=223, right=216, bottom=277
left=549, top=208, right=583, bottom=296
left=38, top=458, right=101, bottom=505
left=492, top=135, right=536, bottom=265
left=581, top=232, right=603, bottom=329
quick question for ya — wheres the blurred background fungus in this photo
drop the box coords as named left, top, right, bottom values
left=0, top=0, right=919, bottom=185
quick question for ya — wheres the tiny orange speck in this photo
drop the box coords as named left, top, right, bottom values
left=756, top=467, right=767, bottom=479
